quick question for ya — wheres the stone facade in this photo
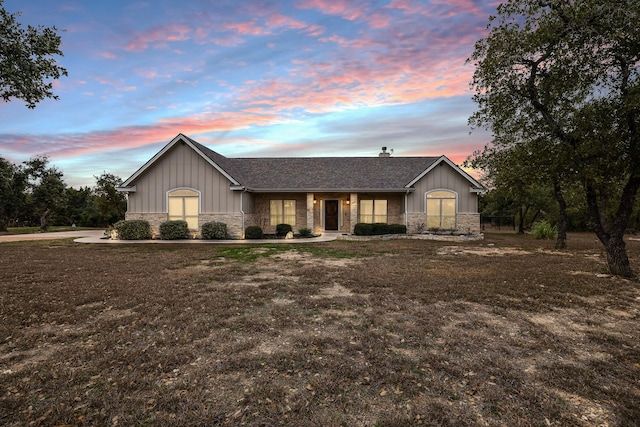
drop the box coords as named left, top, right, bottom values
left=405, top=212, right=481, bottom=235
left=124, top=213, right=166, bottom=238
left=198, top=213, right=244, bottom=239
left=455, top=213, right=481, bottom=235
left=125, top=201, right=481, bottom=239
left=125, top=212, right=245, bottom=239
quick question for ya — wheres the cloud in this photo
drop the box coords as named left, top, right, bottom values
left=124, top=24, right=192, bottom=51
left=296, top=0, right=367, bottom=21
left=0, top=109, right=287, bottom=161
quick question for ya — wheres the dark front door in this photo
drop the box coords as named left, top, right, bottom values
left=325, top=200, right=339, bottom=230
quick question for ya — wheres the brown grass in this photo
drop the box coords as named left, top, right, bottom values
left=0, top=233, right=638, bottom=426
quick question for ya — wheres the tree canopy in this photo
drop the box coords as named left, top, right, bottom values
left=469, top=0, right=640, bottom=277
left=0, top=0, right=68, bottom=108
left=0, top=157, right=126, bottom=231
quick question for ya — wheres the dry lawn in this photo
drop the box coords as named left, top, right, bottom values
left=0, top=233, right=638, bottom=426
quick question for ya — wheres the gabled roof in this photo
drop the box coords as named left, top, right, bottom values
left=119, top=134, right=241, bottom=189
left=119, top=134, right=482, bottom=192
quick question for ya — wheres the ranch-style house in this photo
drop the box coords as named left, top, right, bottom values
left=117, top=133, right=483, bottom=238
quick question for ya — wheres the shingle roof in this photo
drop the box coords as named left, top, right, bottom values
left=121, top=134, right=481, bottom=192
left=188, top=138, right=440, bottom=191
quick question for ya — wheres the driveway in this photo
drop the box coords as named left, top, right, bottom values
left=0, top=230, right=106, bottom=243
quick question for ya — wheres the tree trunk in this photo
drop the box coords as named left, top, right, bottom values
left=603, top=236, right=633, bottom=277
left=530, top=209, right=541, bottom=227
left=585, top=179, right=637, bottom=278
left=517, top=206, right=529, bottom=234
left=553, top=180, right=567, bottom=249
left=39, top=208, right=50, bottom=232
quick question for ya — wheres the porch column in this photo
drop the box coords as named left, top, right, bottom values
left=306, top=193, right=314, bottom=231
left=349, top=193, right=358, bottom=233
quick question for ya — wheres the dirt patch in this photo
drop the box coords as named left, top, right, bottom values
left=436, top=245, right=530, bottom=256
left=0, top=233, right=638, bottom=426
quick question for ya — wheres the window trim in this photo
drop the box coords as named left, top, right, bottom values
left=167, top=187, right=201, bottom=229
left=270, top=199, right=296, bottom=226
left=359, top=199, right=388, bottom=224
left=425, top=189, right=457, bottom=229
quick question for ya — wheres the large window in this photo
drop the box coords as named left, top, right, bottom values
left=168, top=189, right=199, bottom=229
left=359, top=199, right=387, bottom=223
left=426, top=190, right=456, bottom=228
left=270, top=200, right=296, bottom=226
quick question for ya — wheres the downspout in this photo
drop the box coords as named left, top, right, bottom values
left=240, top=188, right=246, bottom=239
left=404, top=190, right=410, bottom=230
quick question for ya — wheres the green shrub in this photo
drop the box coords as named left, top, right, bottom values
left=354, top=223, right=373, bottom=235
left=202, top=221, right=227, bottom=239
left=276, top=223, right=293, bottom=237
left=245, top=226, right=264, bottom=239
left=387, top=223, right=407, bottom=234
left=531, top=220, right=557, bottom=240
left=159, top=220, right=189, bottom=240
left=114, top=219, right=151, bottom=240
left=298, top=227, right=313, bottom=237
left=354, top=223, right=407, bottom=236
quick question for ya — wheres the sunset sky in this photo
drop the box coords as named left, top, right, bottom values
left=1, top=0, right=497, bottom=188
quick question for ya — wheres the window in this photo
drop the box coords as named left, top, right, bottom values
left=168, top=189, right=199, bottom=229
left=270, top=200, right=296, bottom=226
left=426, top=190, right=456, bottom=228
left=359, top=199, right=387, bottom=223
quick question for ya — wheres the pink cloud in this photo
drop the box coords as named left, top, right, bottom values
left=223, top=20, right=268, bottom=36
left=101, top=51, right=119, bottom=59
left=0, top=110, right=286, bottom=161
left=296, top=0, right=367, bottom=21
left=368, top=13, right=390, bottom=28
left=124, top=24, right=191, bottom=52
left=265, top=12, right=307, bottom=30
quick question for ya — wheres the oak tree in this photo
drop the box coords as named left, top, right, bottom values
left=469, top=0, right=640, bottom=277
left=0, top=0, right=67, bottom=108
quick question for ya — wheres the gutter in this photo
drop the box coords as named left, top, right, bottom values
left=231, top=187, right=415, bottom=193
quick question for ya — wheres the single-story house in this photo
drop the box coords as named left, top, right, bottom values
left=117, top=133, right=483, bottom=238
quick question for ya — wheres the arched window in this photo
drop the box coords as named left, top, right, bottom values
left=426, top=190, right=456, bottom=228
left=168, top=189, right=199, bottom=229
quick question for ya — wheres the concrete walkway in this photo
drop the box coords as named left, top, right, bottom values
left=0, top=230, right=339, bottom=244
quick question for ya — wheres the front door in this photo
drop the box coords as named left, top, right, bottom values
left=325, top=200, right=339, bottom=230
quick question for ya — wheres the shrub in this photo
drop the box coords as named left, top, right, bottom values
left=159, top=220, right=189, bottom=240
left=114, top=219, right=151, bottom=240
left=245, top=226, right=264, bottom=239
left=387, top=223, right=407, bottom=234
left=531, top=220, right=557, bottom=240
left=202, top=221, right=227, bottom=239
left=298, top=227, right=313, bottom=237
left=354, top=223, right=373, bottom=235
left=276, top=223, right=293, bottom=237
left=354, top=223, right=407, bottom=236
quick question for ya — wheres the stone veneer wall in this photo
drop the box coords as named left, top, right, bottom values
left=405, top=212, right=481, bottom=235
left=455, top=213, right=481, bottom=235
left=199, top=213, right=244, bottom=239
left=125, top=213, right=166, bottom=238
left=125, top=212, right=245, bottom=239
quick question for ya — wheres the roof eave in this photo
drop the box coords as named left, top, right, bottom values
left=234, top=187, right=415, bottom=193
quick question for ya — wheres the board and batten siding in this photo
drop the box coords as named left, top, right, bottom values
left=127, top=143, right=240, bottom=214
left=407, top=162, right=478, bottom=213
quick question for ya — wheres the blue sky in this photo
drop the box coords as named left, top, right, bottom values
left=1, top=0, right=496, bottom=188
